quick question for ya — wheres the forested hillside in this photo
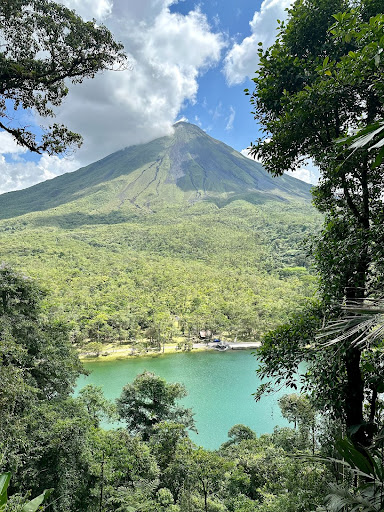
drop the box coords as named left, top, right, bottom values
left=0, top=199, right=319, bottom=347
left=0, top=124, right=320, bottom=349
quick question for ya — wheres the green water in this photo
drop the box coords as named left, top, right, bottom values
left=75, top=350, right=290, bottom=450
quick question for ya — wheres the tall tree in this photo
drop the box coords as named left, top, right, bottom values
left=117, top=372, right=195, bottom=441
left=0, top=265, right=82, bottom=477
left=248, top=0, right=384, bottom=446
left=0, top=0, right=126, bottom=154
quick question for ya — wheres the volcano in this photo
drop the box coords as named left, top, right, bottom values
left=0, top=122, right=311, bottom=219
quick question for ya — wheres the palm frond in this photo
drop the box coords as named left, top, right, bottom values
left=316, top=299, right=384, bottom=348
left=325, top=483, right=379, bottom=512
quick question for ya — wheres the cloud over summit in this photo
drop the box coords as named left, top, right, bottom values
left=55, top=0, right=225, bottom=164
left=0, top=0, right=225, bottom=192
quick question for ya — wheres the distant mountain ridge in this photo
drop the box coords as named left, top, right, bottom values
left=0, top=122, right=311, bottom=219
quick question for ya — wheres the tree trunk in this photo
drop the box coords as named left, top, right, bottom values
left=344, top=248, right=374, bottom=447
left=344, top=344, right=365, bottom=445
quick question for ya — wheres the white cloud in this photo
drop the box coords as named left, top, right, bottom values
left=50, top=0, right=225, bottom=165
left=223, top=0, right=292, bottom=85
left=285, top=168, right=317, bottom=184
left=241, top=147, right=319, bottom=184
left=286, top=160, right=319, bottom=185
left=225, top=106, right=235, bottom=131
left=212, top=14, right=220, bottom=28
left=0, top=0, right=225, bottom=193
left=0, top=154, right=79, bottom=194
left=60, top=0, right=113, bottom=20
left=0, top=132, right=28, bottom=156
left=240, top=140, right=270, bottom=163
left=210, top=102, right=223, bottom=121
left=241, top=147, right=262, bottom=163
left=0, top=130, right=79, bottom=193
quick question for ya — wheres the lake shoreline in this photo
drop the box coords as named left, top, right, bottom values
left=79, top=341, right=261, bottom=363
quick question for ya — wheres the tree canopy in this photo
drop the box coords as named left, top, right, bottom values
left=249, top=0, right=384, bottom=447
left=0, top=0, right=126, bottom=154
left=117, top=371, right=196, bottom=441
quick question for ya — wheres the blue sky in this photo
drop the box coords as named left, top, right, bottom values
left=170, top=0, right=265, bottom=151
left=0, top=0, right=319, bottom=193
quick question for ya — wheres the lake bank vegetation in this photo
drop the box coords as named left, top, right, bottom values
left=79, top=340, right=206, bottom=362
left=1, top=263, right=383, bottom=511
left=0, top=269, right=333, bottom=511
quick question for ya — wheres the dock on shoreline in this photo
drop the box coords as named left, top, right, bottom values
left=227, top=342, right=261, bottom=349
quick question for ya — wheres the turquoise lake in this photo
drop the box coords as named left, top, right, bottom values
left=75, top=350, right=290, bottom=450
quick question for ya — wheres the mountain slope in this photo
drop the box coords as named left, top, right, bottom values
left=0, top=123, right=320, bottom=345
left=0, top=122, right=311, bottom=219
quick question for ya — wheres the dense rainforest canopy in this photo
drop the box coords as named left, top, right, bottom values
left=0, top=199, right=319, bottom=352
left=250, top=0, right=384, bottom=450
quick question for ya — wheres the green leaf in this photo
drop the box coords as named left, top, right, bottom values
left=372, top=146, right=384, bottom=168
left=22, top=489, right=53, bottom=512
left=336, top=438, right=374, bottom=476
left=0, top=473, right=11, bottom=507
left=369, top=137, right=384, bottom=150
left=332, top=13, right=343, bottom=22
left=350, top=124, right=384, bottom=149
